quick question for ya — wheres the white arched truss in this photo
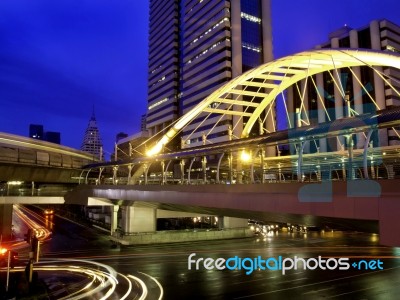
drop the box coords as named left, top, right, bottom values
left=147, top=49, right=400, bottom=156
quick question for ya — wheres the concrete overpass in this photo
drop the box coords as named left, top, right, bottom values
left=0, top=132, right=97, bottom=183
left=0, top=132, right=98, bottom=239
left=65, top=179, right=400, bottom=247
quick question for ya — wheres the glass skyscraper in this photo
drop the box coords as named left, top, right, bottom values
left=147, top=0, right=273, bottom=149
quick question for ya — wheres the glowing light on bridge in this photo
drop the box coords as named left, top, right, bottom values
left=240, top=150, right=251, bottom=162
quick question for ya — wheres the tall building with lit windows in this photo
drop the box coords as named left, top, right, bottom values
left=286, top=19, right=400, bottom=153
left=81, top=111, right=104, bottom=160
left=146, top=0, right=180, bottom=138
left=147, top=0, right=273, bottom=149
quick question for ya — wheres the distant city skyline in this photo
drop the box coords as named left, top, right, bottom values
left=1, top=0, right=400, bottom=157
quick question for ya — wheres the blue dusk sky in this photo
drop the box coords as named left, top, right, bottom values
left=0, top=0, right=400, bottom=157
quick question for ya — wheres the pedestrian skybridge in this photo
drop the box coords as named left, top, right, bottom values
left=80, top=48, right=400, bottom=186
left=3, top=49, right=400, bottom=246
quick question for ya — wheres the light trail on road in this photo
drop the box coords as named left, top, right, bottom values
left=0, top=258, right=162, bottom=299
left=13, top=205, right=52, bottom=241
left=32, top=258, right=163, bottom=300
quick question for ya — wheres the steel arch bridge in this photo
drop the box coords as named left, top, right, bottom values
left=147, top=48, right=400, bottom=156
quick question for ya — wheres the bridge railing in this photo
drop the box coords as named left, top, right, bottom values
left=80, top=155, right=399, bottom=186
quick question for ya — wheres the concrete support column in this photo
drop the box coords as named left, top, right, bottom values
left=297, top=142, right=305, bottom=182
left=331, top=37, right=344, bottom=151
left=202, top=156, right=207, bottom=183
left=228, top=152, right=233, bottom=184
left=301, top=80, right=310, bottom=153
left=287, top=85, right=297, bottom=155
left=236, top=159, right=243, bottom=184
left=121, top=206, right=156, bottom=234
left=231, top=0, right=243, bottom=140
left=143, top=163, right=148, bottom=185
left=260, top=149, right=265, bottom=183
left=316, top=72, right=327, bottom=152
left=231, top=0, right=242, bottom=77
left=262, top=0, right=275, bottom=158
left=112, top=166, right=118, bottom=185
left=370, top=20, right=388, bottom=147
left=350, top=29, right=365, bottom=149
left=110, top=205, right=119, bottom=235
left=349, top=29, right=363, bottom=114
left=261, top=0, right=273, bottom=63
left=161, top=161, right=166, bottom=185
left=180, top=160, right=185, bottom=185
left=249, top=150, right=254, bottom=184
left=0, top=204, right=13, bottom=240
left=127, top=164, right=133, bottom=185
left=363, top=130, right=374, bottom=179
left=347, top=134, right=354, bottom=180
left=218, top=217, right=248, bottom=229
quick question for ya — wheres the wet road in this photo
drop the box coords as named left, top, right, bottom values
left=11, top=208, right=400, bottom=299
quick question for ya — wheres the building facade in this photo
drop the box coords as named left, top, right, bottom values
left=146, top=0, right=180, bottom=138
left=29, top=124, right=44, bottom=140
left=44, top=131, right=61, bottom=144
left=147, top=0, right=273, bottom=149
left=81, top=112, right=104, bottom=160
left=29, top=124, right=61, bottom=144
left=287, top=19, right=400, bottom=153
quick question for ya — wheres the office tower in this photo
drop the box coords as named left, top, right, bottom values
left=287, top=19, right=400, bottom=152
left=29, top=124, right=44, bottom=140
left=81, top=111, right=104, bottom=160
left=44, top=131, right=61, bottom=144
left=147, top=0, right=273, bottom=149
left=29, top=124, right=61, bottom=144
left=146, top=0, right=180, bottom=138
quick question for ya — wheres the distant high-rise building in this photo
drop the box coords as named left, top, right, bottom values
left=44, top=131, right=61, bottom=144
left=29, top=124, right=44, bottom=140
left=29, top=124, right=61, bottom=144
left=81, top=111, right=104, bottom=160
left=146, top=0, right=273, bottom=148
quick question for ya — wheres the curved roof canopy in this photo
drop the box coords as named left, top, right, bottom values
left=147, top=49, right=400, bottom=156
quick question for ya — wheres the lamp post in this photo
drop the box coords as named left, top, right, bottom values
left=6, top=249, right=10, bottom=292
left=0, top=248, right=11, bottom=292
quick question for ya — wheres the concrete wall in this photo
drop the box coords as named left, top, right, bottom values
left=111, top=228, right=253, bottom=246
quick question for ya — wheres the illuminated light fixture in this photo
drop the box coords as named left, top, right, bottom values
left=148, top=97, right=168, bottom=110
left=241, top=150, right=251, bottom=162
left=8, top=181, right=23, bottom=185
left=241, top=12, right=261, bottom=23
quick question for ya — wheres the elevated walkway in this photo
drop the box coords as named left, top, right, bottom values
left=66, top=179, right=400, bottom=247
